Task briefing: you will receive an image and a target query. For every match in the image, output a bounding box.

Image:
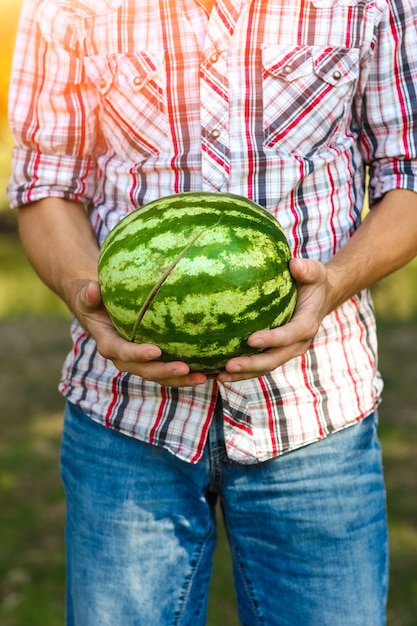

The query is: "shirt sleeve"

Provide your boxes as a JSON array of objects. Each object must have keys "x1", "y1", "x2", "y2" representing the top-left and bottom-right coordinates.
[
  {"x1": 358, "y1": 0, "x2": 417, "y2": 206},
  {"x1": 7, "y1": 0, "x2": 101, "y2": 208}
]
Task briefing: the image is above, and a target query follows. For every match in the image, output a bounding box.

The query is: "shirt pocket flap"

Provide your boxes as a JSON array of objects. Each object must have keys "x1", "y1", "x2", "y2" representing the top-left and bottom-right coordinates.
[
  {"x1": 110, "y1": 51, "x2": 165, "y2": 92},
  {"x1": 84, "y1": 55, "x2": 114, "y2": 94},
  {"x1": 262, "y1": 45, "x2": 313, "y2": 82},
  {"x1": 262, "y1": 45, "x2": 359, "y2": 87},
  {"x1": 84, "y1": 51, "x2": 164, "y2": 95},
  {"x1": 312, "y1": 47, "x2": 360, "y2": 86}
]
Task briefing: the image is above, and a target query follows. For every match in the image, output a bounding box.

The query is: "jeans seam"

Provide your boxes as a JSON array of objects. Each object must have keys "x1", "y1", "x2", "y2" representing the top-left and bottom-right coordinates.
[
  {"x1": 227, "y1": 540, "x2": 265, "y2": 626},
  {"x1": 174, "y1": 528, "x2": 216, "y2": 626}
]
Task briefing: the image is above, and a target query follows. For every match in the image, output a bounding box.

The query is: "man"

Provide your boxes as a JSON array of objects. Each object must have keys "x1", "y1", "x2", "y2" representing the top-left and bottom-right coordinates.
[{"x1": 8, "y1": 0, "x2": 417, "y2": 624}]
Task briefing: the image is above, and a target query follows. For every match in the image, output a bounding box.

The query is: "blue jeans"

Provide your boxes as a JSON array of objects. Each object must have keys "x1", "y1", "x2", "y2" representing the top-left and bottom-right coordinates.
[{"x1": 61, "y1": 401, "x2": 388, "y2": 626}]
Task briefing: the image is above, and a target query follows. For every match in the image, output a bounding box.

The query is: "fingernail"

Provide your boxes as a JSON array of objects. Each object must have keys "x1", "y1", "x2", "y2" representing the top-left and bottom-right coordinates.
[
  {"x1": 172, "y1": 366, "x2": 189, "y2": 375},
  {"x1": 249, "y1": 336, "x2": 265, "y2": 348},
  {"x1": 227, "y1": 363, "x2": 241, "y2": 373},
  {"x1": 146, "y1": 349, "x2": 161, "y2": 359}
]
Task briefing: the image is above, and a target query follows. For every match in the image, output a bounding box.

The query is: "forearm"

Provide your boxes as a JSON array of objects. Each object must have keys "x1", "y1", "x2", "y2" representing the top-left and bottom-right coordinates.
[
  {"x1": 17, "y1": 197, "x2": 209, "y2": 387},
  {"x1": 18, "y1": 197, "x2": 100, "y2": 314},
  {"x1": 220, "y1": 187, "x2": 417, "y2": 382},
  {"x1": 324, "y1": 188, "x2": 417, "y2": 314}
]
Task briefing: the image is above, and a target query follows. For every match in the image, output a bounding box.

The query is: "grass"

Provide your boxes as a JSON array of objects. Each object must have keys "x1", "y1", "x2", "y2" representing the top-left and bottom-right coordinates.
[
  {"x1": 375, "y1": 319, "x2": 417, "y2": 626},
  {"x1": 1, "y1": 230, "x2": 417, "y2": 625}
]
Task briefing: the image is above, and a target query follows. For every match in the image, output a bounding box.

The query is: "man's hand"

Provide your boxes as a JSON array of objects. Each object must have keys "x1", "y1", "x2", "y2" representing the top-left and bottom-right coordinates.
[
  {"x1": 76, "y1": 280, "x2": 209, "y2": 387},
  {"x1": 217, "y1": 258, "x2": 330, "y2": 383},
  {"x1": 19, "y1": 191, "x2": 417, "y2": 387},
  {"x1": 76, "y1": 259, "x2": 329, "y2": 387},
  {"x1": 17, "y1": 198, "x2": 209, "y2": 387}
]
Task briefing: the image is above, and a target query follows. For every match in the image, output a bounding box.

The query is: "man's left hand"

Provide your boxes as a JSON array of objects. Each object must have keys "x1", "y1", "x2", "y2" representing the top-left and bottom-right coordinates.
[{"x1": 217, "y1": 258, "x2": 330, "y2": 383}]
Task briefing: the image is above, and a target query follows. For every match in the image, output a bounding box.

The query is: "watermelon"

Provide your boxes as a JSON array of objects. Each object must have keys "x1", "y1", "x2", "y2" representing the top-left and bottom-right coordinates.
[{"x1": 98, "y1": 192, "x2": 297, "y2": 372}]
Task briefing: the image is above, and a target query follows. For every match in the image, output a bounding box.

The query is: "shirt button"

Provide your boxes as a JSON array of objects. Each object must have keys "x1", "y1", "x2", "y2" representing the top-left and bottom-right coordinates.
[
  {"x1": 133, "y1": 76, "x2": 143, "y2": 86},
  {"x1": 283, "y1": 65, "x2": 292, "y2": 75},
  {"x1": 99, "y1": 78, "x2": 107, "y2": 89},
  {"x1": 333, "y1": 70, "x2": 342, "y2": 81},
  {"x1": 210, "y1": 52, "x2": 219, "y2": 63},
  {"x1": 211, "y1": 129, "x2": 221, "y2": 139}
]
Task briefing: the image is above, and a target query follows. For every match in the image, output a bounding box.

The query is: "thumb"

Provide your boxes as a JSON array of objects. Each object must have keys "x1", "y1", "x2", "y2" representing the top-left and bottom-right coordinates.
[
  {"x1": 289, "y1": 258, "x2": 325, "y2": 284},
  {"x1": 79, "y1": 279, "x2": 103, "y2": 311}
]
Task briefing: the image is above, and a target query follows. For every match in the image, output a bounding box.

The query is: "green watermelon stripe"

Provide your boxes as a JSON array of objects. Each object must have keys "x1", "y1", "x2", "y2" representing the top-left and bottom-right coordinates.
[
  {"x1": 129, "y1": 218, "x2": 223, "y2": 341},
  {"x1": 98, "y1": 192, "x2": 297, "y2": 371},
  {"x1": 137, "y1": 277, "x2": 296, "y2": 341},
  {"x1": 98, "y1": 193, "x2": 287, "y2": 266}
]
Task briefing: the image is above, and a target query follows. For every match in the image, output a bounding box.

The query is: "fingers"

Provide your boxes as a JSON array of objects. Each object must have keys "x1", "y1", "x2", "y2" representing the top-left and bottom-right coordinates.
[
  {"x1": 248, "y1": 306, "x2": 320, "y2": 350},
  {"x1": 96, "y1": 326, "x2": 208, "y2": 387},
  {"x1": 74, "y1": 261, "x2": 327, "y2": 386},
  {"x1": 78, "y1": 283, "x2": 207, "y2": 385},
  {"x1": 216, "y1": 276, "x2": 325, "y2": 383},
  {"x1": 73, "y1": 280, "x2": 209, "y2": 387},
  {"x1": 118, "y1": 357, "x2": 208, "y2": 388},
  {"x1": 217, "y1": 338, "x2": 310, "y2": 383}
]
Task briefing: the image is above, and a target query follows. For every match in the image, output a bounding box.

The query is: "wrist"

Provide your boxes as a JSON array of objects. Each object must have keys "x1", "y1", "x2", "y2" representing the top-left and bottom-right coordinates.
[{"x1": 322, "y1": 261, "x2": 346, "y2": 316}]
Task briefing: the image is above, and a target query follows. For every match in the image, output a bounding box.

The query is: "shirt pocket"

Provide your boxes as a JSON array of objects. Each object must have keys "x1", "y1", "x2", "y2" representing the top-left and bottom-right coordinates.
[
  {"x1": 261, "y1": 44, "x2": 359, "y2": 157},
  {"x1": 83, "y1": 51, "x2": 169, "y2": 162}
]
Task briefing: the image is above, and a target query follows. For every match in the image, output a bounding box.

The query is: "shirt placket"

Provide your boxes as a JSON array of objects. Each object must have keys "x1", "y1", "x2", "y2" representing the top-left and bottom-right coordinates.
[{"x1": 200, "y1": 0, "x2": 245, "y2": 190}]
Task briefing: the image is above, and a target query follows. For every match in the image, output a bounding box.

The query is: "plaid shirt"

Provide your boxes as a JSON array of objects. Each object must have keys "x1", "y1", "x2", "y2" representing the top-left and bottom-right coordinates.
[{"x1": 8, "y1": 0, "x2": 417, "y2": 463}]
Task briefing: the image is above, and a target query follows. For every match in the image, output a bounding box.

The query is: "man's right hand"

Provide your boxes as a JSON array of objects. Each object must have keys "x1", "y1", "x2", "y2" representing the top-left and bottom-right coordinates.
[
  {"x1": 75, "y1": 279, "x2": 209, "y2": 388},
  {"x1": 18, "y1": 199, "x2": 209, "y2": 388}
]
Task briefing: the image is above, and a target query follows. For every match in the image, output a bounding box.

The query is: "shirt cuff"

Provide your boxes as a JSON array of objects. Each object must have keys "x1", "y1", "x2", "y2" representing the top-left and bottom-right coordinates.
[
  {"x1": 7, "y1": 147, "x2": 97, "y2": 208},
  {"x1": 368, "y1": 158, "x2": 417, "y2": 206}
]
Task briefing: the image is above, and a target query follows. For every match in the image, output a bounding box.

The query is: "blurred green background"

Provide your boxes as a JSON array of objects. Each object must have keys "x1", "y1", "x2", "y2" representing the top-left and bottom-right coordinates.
[{"x1": 1, "y1": 1, "x2": 416, "y2": 624}]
